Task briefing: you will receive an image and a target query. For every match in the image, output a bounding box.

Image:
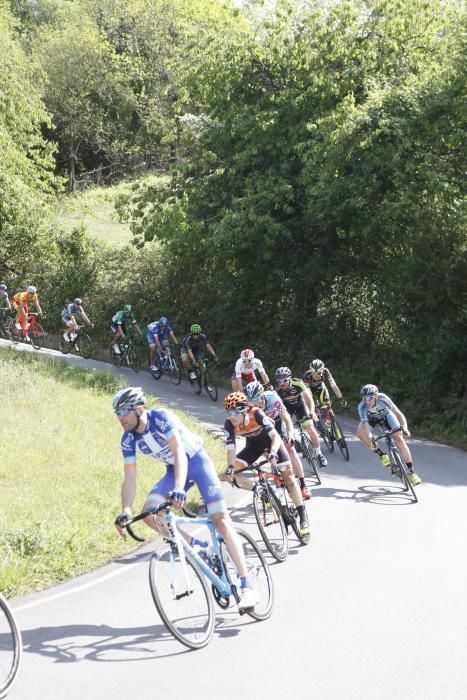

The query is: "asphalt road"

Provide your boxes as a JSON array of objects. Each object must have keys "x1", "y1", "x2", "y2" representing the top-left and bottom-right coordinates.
[{"x1": 3, "y1": 341, "x2": 467, "y2": 700}]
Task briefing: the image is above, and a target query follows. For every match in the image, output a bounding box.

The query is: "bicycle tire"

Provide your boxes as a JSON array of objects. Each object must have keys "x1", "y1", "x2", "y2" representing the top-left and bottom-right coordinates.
[
  {"x1": 148, "y1": 543, "x2": 214, "y2": 649},
  {"x1": 58, "y1": 335, "x2": 73, "y2": 354},
  {"x1": 220, "y1": 528, "x2": 274, "y2": 621},
  {"x1": 0, "y1": 318, "x2": 12, "y2": 340},
  {"x1": 77, "y1": 333, "x2": 93, "y2": 359},
  {"x1": 320, "y1": 415, "x2": 334, "y2": 452},
  {"x1": 190, "y1": 373, "x2": 202, "y2": 395},
  {"x1": 204, "y1": 368, "x2": 218, "y2": 402},
  {"x1": 300, "y1": 434, "x2": 322, "y2": 485},
  {"x1": 168, "y1": 357, "x2": 182, "y2": 385},
  {"x1": 331, "y1": 416, "x2": 350, "y2": 461},
  {"x1": 109, "y1": 343, "x2": 122, "y2": 366},
  {"x1": 393, "y1": 450, "x2": 418, "y2": 503},
  {"x1": 279, "y1": 486, "x2": 311, "y2": 545},
  {"x1": 252, "y1": 483, "x2": 288, "y2": 562},
  {"x1": 0, "y1": 594, "x2": 22, "y2": 697},
  {"x1": 29, "y1": 323, "x2": 44, "y2": 350},
  {"x1": 127, "y1": 346, "x2": 140, "y2": 373}
]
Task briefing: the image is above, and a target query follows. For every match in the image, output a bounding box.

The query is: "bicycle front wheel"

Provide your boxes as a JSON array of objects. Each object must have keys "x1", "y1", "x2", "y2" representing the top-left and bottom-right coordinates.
[
  {"x1": 0, "y1": 595, "x2": 22, "y2": 697},
  {"x1": 220, "y1": 528, "x2": 274, "y2": 621},
  {"x1": 252, "y1": 484, "x2": 288, "y2": 562},
  {"x1": 149, "y1": 543, "x2": 214, "y2": 650},
  {"x1": 58, "y1": 336, "x2": 72, "y2": 354},
  {"x1": 204, "y1": 369, "x2": 218, "y2": 401},
  {"x1": 393, "y1": 451, "x2": 418, "y2": 503},
  {"x1": 301, "y1": 434, "x2": 321, "y2": 485},
  {"x1": 331, "y1": 416, "x2": 349, "y2": 461},
  {"x1": 77, "y1": 333, "x2": 93, "y2": 359},
  {"x1": 29, "y1": 323, "x2": 45, "y2": 349},
  {"x1": 168, "y1": 358, "x2": 182, "y2": 385},
  {"x1": 127, "y1": 346, "x2": 141, "y2": 373}
]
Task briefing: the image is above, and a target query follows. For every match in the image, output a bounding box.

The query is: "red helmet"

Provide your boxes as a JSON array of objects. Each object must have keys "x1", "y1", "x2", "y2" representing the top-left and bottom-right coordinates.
[{"x1": 240, "y1": 348, "x2": 255, "y2": 360}]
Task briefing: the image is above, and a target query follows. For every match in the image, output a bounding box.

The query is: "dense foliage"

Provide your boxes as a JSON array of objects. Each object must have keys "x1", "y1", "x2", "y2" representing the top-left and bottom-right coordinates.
[{"x1": 2, "y1": 0, "x2": 466, "y2": 441}]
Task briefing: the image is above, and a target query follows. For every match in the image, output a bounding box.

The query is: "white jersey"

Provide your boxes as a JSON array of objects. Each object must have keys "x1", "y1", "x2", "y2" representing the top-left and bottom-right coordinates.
[{"x1": 234, "y1": 357, "x2": 265, "y2": 379}]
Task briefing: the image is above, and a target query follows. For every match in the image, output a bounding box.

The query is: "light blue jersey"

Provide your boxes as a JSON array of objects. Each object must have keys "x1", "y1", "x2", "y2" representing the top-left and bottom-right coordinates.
[{"x1": 358, "y1": 393, "x2": 399, "y2": 425}]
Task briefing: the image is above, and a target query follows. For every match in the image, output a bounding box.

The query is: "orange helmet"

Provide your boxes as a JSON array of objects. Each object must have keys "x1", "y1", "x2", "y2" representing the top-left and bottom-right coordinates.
[{"x1": 224, "y1": 392, "x2": 249, "y2": 411}]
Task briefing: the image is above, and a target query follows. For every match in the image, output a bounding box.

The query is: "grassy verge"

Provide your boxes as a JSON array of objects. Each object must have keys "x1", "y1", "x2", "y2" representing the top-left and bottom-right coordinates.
[{"x1": 0, "y1": 347, "x2": 226, "y2": 597}]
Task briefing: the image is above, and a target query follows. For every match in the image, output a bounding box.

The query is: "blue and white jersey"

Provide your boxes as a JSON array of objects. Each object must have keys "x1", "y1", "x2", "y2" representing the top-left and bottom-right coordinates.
[
  {"x1": 358, "y1": 393, "x2": 398, "y2": 422},
  {"x1": 121, "y1": 408, "x2": 203, "y2": 466},
  {"x1": 147, "y1": 320, "x2": 173, "y2": 342},
  {"x1": 61, "y1": 302, "x2": 83, "y2": 319},
  {"x1": 0, "y1": 290, "x2": 9, "y2": 305},
  {"x1": 262, "y1": 390, "x2": 285, "y2": 421}
]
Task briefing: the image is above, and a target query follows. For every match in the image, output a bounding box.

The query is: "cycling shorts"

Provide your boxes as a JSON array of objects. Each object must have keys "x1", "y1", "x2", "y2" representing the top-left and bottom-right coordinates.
[
  {"x1": 236, "y1": 433, "x2": 290, "y2": 470},
  {"x1": 285, "y1": 397, "x2": 311, "y2": 424},
  {"x1": 147, "y1": 332, "x2": 169, "y2": 349},
  {"x1": 368, "y1": 412, "x2": 400, "y2": 432},
  {"x1": 147, "y1": 448, "x2": 226, "y2": 514},
  {"x1": 111, "y1": 322, "x2": 127, "y2": 335}
]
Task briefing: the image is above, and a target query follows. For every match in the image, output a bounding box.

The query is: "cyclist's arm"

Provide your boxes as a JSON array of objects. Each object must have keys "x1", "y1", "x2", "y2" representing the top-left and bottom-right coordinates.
[
  {"x1": 121, "y1": 463, "x2": 137, "y2": 515},
  {"x1": 133, "y1": 323, "x2": 142, "y2": 334},
  {"x1": 35, "y1": 301, "x2": 44, "y2": 315},
  {"x1": 206, "y1": 342, "x2": 217, "y2": 360},
  {"x1": 81, "y1": 311, "x2": 91, "y2": 325},
  {"x1": 259, "y1": 370, "x2": 270, "y2": 385},
  {"x1": 393, "y1": 407, "x2": 408, "y2": 432},
  {"x1": 170, "y1": 331, "x2": 178, "y2": 345},
  {"x1": 280, "y1": 408, "x2": 294, "y2": 440},
  {"x1": 302, "y1": 387, "x2": 316, "y2": 417},
  {"x1": 167, "y1": 433, "x2": 188, "y2": 493}
]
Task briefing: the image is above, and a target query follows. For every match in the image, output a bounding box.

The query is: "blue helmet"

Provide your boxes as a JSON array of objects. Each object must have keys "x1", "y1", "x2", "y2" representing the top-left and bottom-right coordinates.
[
  {"x1": 159, "y1": 316, "x2": 168, "y2": 326},
  {"x1": 360, "y1": 384, "x2": 378, "y2": 398},
  {"x1": 73, "y1": 298, "x2": 82, "y2": 305},
  {"x1": 113, "y1": 387, "x2": 146, "y2": 411},
  {"x1": 245, "y1": 380, "x2": 264, "y2": 402},
  {"x1": 0, "y1": 283, "x2": 7, "y2": 292}
]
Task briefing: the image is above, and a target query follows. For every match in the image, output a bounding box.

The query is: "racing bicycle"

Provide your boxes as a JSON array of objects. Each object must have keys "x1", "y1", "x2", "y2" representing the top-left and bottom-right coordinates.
[
  {"x1": 0, "y1": 593, "x2": 22, "y2": 698},
  {"x1": 295, "y1": 420, "x2": 322, "y2": 485},
  {"x1": 121, "y1": 499, "x2": 273, "y2": 649},
  {"x1": 58, "y1": 324, "x2": 94, "y2": 359},
  {"x1": 374, "y1": 427, "x2": 418, "y2": 503},
  {"x1": 149, "y1": 345, "x2": 182, "y2": 385},
  {"x1": 0, "y1": 310, "x2": 13, "y2": 340},
  {"x1": 10, "y1": 312, "x2": 45, "y2": 350},
  {"x1": 315, "y1": 401, "x2": 350, "y2": 461},
  {"x1": 110, "y1": 334, "x2": 141, "y2": 373},
  {"x1": 189, "y1": 355, "x2": 218, "y2": 402}
]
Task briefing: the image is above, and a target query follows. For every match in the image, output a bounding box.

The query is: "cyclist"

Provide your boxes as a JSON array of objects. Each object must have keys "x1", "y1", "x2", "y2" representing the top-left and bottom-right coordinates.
[
  {"x1": 111, "y1": 304, "x2": 142, "y2": 354},
  {"x1": 274, "y1": 366, "x2": 328, "y2": 468},
  {"x1": 232, "y1": 349, "x2": 270, "y2": 392},
  {"x1": 112, "y1": 386, "x2": 257, "y2": 611},
  {"x1": 303, "y1": 358, "x2": 347, "y2": 410},
  {"x1": 12, "y1": 285, "x2": 44, "y2": 342},
  {"x1": 147, "y1": 316, "x2": 179, "y2": 371},
  {"x1": 223, "y1": 391, "x2": 309, "y2": 536},
  {"x1": 357, "y1": 384, "x2": 421, "y2": 486},
  {"x1": 245, "y1": 380, "x2": 311, "y2": 500},
  {"x1": 61, "y1": 298, "x2": 92, "y2": 342},
  {"x1": 0, "y1": 283, "x2": 11, "y2": 312},
  {"x1": 180, "y1": 324, "x2": 217, "y2": 378}
]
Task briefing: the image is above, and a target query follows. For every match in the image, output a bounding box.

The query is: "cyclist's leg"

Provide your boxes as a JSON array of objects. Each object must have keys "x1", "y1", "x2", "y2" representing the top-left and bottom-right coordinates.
[
  {"x1": 189, "y1": 449, "x2": 254, "y2": 601},
  {"x1": 148, "y1": 332, "x2": 157, "y2": 368},
  {"x1": 180, "y1": 350, "x2": 190, "y2": 369},
  {"x1": 232, "y1": 442, "x2": 264, "y2": 491},
  {"x1": 276, "y1": 444, "x2": 302, "y2": 506},
  {"x1": 356, "y1": 419, "x2": 374, "y2": 448}
]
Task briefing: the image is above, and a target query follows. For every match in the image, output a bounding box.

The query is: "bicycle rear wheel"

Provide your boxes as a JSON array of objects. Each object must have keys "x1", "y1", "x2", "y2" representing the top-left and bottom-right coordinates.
[
  {"x1": 300, "y1": 434, "x2": 321, "y2": 485},
  {"x1": 252, "y1": 483, "x2": 288, "y2": 562},
  {"x1": 220, "y1": 528, "x2": 274, "y2": 621},
  {"x1": 0, "y1": 595, "x2": 22, "y2": 697},
  {"x1": 168, "y1": 357, "x2": 182, "y2": 385},
  {"x1": 393, "y1": 451, "x2": 418, "y2": 503},
  {"x1": 149, "y1": 543, "x2": 214, "y2": 649},
  {"x1": 29, "y1": 323, "x2": 45, "y2": 349},
  {"x1": 204, "y1": 369, "x2": 218, "y2": 401},
  {"x1": 77, "y1": 333, "x2": 93, "y2": 359},
  {"x1": 331, "y1": 416, "x2": 349, "y2": 461},
  {"x1": 58, "y1": 336, "x2": 73, "y2": 354},
  {"x1": 279, "y1": 487, "x2": 311, "y2": 545}
]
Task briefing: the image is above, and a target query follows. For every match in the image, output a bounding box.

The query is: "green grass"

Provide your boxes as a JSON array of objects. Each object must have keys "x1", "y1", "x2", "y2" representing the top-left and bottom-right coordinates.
[
  {"x1": 0, "y1": 347, "x2": 226, "y2": 597},
  {"x1": 54, "y1": 177, "x2": 165, "y2": 246}
]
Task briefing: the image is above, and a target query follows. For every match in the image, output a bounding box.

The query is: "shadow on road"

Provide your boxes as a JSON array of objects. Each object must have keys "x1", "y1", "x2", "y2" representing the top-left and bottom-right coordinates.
[{"x1": 312, "y1": 484, "x2": 417, "y2": 505}]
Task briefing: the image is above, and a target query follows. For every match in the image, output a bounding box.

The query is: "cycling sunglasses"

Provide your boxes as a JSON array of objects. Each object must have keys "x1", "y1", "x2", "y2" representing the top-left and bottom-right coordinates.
[
  {"x1": 228, "y1": 408, "x2": 245, "y2": 417},
  {"x1": 115, "y1": 407, "x2": 133, "y2": 417}
]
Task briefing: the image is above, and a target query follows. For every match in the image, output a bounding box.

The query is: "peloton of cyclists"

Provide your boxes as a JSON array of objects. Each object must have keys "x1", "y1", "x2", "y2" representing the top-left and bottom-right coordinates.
[
  {"x1": 147, "y1": 316, "x2": 178, "y2": 372},
  {"x1": 12, "y1": 285, "x2": 44, "y2": 342},
  {"x1": 223, "y1": 391, "x2": 310, "y2": 536},
  {"x1": 111, "y1": 304, "x2": 143, "y2": 354},
  {"x1": 356, "y1": 384, "x2": 421, "y2": 486},
  {"x1": 180, "y1": 324, "x2": 217, "y2": 378},
  {"x1": 61, "y1": 298, "x2": 92, "y2": 342},
  {"x1": 274, "y1": 366, "x2": 328, "y2": 468},
  {"x1": 231, "y1": 349, "x2": 270, "y2": 392},
  {"x1": 245, "y1": 380, "x2": 311, "y2": 500}
]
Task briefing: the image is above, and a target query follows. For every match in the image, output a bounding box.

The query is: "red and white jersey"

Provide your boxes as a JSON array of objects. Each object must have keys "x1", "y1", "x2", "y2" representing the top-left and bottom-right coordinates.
[{"x1": 234, "y1": 357, "x2": 266, "y2": 382}]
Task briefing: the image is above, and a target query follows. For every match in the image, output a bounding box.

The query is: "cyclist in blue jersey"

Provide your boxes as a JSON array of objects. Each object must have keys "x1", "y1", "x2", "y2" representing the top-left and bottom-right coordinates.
[
  {"x1": 245, "y1": 380, "x2": 311, "y2": 500},
  {"x1": 61, "y1": 298, "x2": 92, "y2": 342},
  {"x1": 147, "y1": 316, "x2": 178, "y2": 372},
  {"x1": 113, "y1": 387, "x2": 257, "y2": 611},
  {"x1": 0, "y1": 283, "x2": 11, "y2": 311},
  {"x1": 357, "y1": 384, "x2": 421, "y2": 486}
]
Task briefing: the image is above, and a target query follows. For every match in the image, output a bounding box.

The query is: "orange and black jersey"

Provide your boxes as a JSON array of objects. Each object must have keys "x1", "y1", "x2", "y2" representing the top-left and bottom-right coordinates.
[{"x1": 223, "y1": 407, "x2": 275, "y2": 448}]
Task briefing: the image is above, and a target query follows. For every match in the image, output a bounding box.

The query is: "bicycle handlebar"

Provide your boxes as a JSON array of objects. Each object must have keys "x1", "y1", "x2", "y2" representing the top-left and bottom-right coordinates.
[
  {"x1": 374, "y1": 427, "x2": 403, "y2": 442},
  {"x1": 121, "y1": 496, "x2": 198, "y2": 542}
]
